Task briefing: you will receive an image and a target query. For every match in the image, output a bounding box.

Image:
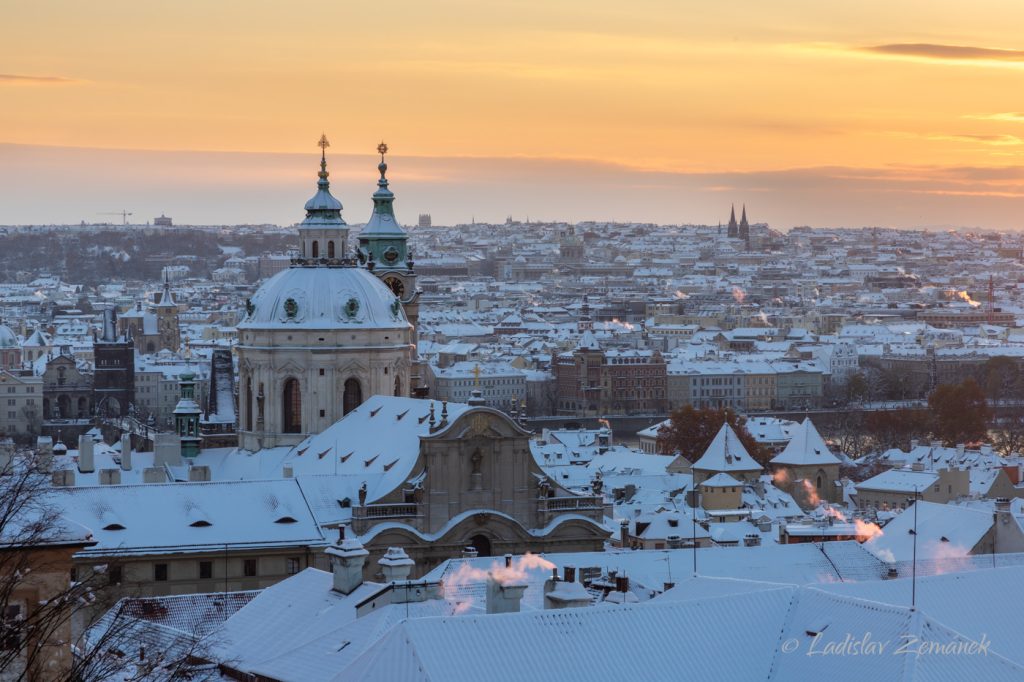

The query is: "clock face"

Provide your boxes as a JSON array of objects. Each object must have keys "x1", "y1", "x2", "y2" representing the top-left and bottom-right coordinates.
[{"x1": 385, "y1": 277, "x2": 405, "y2": 297}]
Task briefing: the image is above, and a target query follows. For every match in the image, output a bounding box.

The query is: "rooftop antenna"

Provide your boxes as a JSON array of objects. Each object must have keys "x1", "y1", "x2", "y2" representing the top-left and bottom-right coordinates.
[
  {"x1": 987, "y1": 274, "x2": 995, "y2": 325},
  {"x1": 910, "y1": 484, "x2": 920, "y2": 609},
  {"x1": 692, "y1": 491, "x2": 699, "y2": 576}
]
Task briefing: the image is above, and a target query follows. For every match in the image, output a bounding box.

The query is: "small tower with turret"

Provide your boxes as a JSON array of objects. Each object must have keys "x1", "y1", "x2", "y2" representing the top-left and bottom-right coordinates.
[
  {"x1": 155, "y1": 275, "x2": 181, "y2": 352},
  {"x1": 173, "y1": 371, "x2": 202, "y2": 458}
]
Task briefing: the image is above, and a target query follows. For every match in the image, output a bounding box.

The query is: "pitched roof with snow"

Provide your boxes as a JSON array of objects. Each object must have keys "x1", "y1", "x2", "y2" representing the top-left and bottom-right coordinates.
[
  {"x1": 691, "y1": 424, "x2": 762, "y2": 474},
  {"x1": 49, "y1": 479, "x2": 325, "y2": 556},
  {"x1": 863, "y1": 501, "x2": 993, "y2": 564},
  {"x1": 339, "y1": 586, "x2": 1023, "y2": 681},
  {"x1": 770, "y1": 418, "x2": 840, "y2": 467}
]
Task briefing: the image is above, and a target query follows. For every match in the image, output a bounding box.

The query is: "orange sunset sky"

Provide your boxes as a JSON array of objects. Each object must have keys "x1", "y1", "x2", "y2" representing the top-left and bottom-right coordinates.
[{"x1": 2, "y1": 0, "x2": 1024, "y2": 228}]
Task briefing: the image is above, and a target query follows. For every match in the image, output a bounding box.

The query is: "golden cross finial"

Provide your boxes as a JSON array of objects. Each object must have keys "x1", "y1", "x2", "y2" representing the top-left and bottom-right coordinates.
[
  {"x1": 318, "y1": 134, "x2": 330, "y2": 151},
  {"x1": 472, "y1": 363, "x2": 481, "y2": 387},
  {"x1": 377, "y1": 141, "x2": 388, "y2": 162}
]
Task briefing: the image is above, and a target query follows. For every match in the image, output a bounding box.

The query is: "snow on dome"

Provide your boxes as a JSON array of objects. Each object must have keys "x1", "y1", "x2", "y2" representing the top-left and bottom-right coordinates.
[
  {"x1": 240, "y1": 266, "x2": 409, "y2": 331},
  {"x1": 0, "y1": 325, "x2": 17, "y2": 348}
]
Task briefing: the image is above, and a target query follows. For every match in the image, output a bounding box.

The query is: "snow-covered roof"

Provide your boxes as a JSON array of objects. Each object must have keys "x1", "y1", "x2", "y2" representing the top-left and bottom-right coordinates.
[
  {"x1": 49, "y1": 479, "x2": 325, "y2": 556},
  {"x1": 691, "y1": 424, "x2": 762, "y2": 474},
  {"x1": 855, "y1": 468, "x2": 940, "y2": 493},
  {"x1": 701, "y1": 472, "x2": 742, "y2": 488},
  {"x1": 863, "y1": 501, "x2": 993, "y2": 563},
  {"x1": 770, "y1": 418, "x2": 840, "y2": 467},
  {"x1": 340, "y1": 585, "x2": 1023, "y2": 681},
  {"x1": 281, "y1": 396, "x2": 473, "y2": 503}
]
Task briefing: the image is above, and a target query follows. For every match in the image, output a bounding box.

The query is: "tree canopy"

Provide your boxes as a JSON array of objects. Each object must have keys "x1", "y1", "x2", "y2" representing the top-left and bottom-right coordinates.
[{"x1": 656, "y1": 406, "x2": 770, "y2": 466}]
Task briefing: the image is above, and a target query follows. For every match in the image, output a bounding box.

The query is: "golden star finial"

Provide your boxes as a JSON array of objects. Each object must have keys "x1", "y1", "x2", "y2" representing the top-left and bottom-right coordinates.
[{"x1": 377, "y1": 141, "x2": 388, "y2": 162}]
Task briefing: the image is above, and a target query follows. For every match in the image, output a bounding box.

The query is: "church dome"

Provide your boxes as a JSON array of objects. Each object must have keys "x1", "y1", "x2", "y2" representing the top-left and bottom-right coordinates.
[
  {"x1": 239, "y1": 266, "x2": 409, "y2": 331},
  {"x1": 0, "y1": 325, "x2": 17, "y2": 348}
]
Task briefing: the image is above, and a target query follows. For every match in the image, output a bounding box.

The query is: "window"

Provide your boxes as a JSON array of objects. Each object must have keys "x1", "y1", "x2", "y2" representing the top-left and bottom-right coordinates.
[
  {"x1": 343, "y1": 378, "x2": 362, "y2": 415},
  {"x1": 1, "y1": 604, "x2": 22, "y2": 651},
  {"x1": 243, "y1": 559, "x2": 257, "y2": 577},
  {"x1": 311, "y1": 240, "x2": 319, "y2": 258},
  {"x1": 155, "y1": 563, "x2": 168, "y2": 581},
  {"x1": 199, "y1": 561, "x2": 213, "y2": 580},
  {"x1": 108, "y1": 564, "x2": 123, "y2": 585},
  {"x1": 283, "y1": 378, "x2": 302, "y2": 433},
  {"x1": 245, "y1": 378, "x2": 253, "y2": 431},
  {"x1": 286, "y1": 557, "x2": 300, "y2": 575},
  {"x1": 327, "y1": 241, "x2": 335, "y2": 258}
]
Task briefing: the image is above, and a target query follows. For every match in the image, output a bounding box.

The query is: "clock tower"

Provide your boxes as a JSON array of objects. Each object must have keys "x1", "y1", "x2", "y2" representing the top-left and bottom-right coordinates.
[{"x1": 358, "y1": 143, "x2": 422, "y2": 393}]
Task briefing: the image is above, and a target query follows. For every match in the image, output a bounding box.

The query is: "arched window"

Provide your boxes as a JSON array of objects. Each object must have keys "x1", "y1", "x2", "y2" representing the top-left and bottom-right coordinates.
[
  {"x1": 245, "y1": 378, "x2": 253, "y2": 430},
  {"x1": 311, "y1": 240, "x2": 319, "y2": 258},
  {"x1": 394, "y1": 375, "x2": 402, "y2": 397},
  {"x1": 343, "y1": 378, "x2": 362, "y2": 415},
  {"x1": 468, "y1": 534, "x2": 492, "y2": 557},
  {"x1": 816, "y1": 475, "x2": 823, "y2": 489},
  {"x1": 327, "y1": 241, "x2": 335, "y2": 258},
  {"x1": 77, "y1": 396, "x2": 88, "y2": 418},
  {"x1": 283, "y1": 378, "x2": 302, "y2": 433}
]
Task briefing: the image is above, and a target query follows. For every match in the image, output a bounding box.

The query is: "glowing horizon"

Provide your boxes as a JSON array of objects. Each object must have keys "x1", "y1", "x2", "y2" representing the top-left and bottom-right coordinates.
[{"x1": 3, "y1": 1, "x2": 1024, "y2": 228}]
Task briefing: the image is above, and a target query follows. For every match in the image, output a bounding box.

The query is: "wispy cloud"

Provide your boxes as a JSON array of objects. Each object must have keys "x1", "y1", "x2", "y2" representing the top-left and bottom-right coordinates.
[
  {"x1": 964, "y1": 112, "x2": 1024, "y2": 123},
  {"x1": 927, "y1": 133, "x2": 1024, "y2": 146},
  {"x1": 859, "y1": 43, "x2": 1024, "y2": 63},
  {"x1": 0, "y1": 73, "x2": 77, "y2": 85}
]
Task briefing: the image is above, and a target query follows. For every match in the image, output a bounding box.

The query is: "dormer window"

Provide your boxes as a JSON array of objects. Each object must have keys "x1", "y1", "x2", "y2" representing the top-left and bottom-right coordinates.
[
  {"x1": 275, "y1": 516, "x2": 298, "y2": 524},
  {"x1": 189, "y1": 520, "x2": 212, "y2": 527},
  {"x1": 102, "y1": 523, "x2": 126, "y2": 531}
]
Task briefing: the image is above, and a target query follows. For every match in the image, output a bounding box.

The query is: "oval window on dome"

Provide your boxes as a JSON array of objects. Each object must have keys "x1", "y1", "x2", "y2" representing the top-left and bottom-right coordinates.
[
  {"x1": 284, "y1": 298, "x2": 298, "y2": 318},
  {"x1": 344, "y1": 297, "x2": 360, "y2": 318}
]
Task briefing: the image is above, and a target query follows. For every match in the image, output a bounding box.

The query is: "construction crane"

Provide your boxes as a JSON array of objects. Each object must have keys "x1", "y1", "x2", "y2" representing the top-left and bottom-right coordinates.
[{"x1": 98, "y1": 210, "x2": 133, "y2": 225}]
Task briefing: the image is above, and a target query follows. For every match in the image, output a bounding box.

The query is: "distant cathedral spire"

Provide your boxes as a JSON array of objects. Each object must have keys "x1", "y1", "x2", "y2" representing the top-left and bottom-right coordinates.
[
  {"x1": 727, "y1": 204, "x2": 738, "y2": 238},
  {"x1": 739, "y1": 204, "x2": 750, "y2": 246}
]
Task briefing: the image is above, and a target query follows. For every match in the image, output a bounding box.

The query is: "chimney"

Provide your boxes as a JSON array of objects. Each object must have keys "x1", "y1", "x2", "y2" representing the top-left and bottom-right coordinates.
[
  {"x1": 35, "y1": 436, "x2": 53, "y2": 472},
  {"x1": 486, "y1": 572, "x2": 528, "y2": 614},
  {"x1": 51, "y1": 469, "x2": 75, "y2": 487},
  {"x1": 326, "y1": 526, "x2": 369, "y2": 595},
  {"x1": 78, "y1": 435, "x2": 95, "y2": 474},
  {"x1": 884, "y1": 567, "x2": 899, "y2": 580},
  {"x1": 143, "y1": 467, "x2": 167, "y2": 483},
  {"x1": 619, "y1": 519, "x2": 630, "y2": 548},
  {"x1": 99, "y1": 468, "x2": 121, "y2": 485},
  {"x1": 563, "y1": 565, "x2": 576, "y2": 583},
  {"x1": 956, "y1": 443, "x2": 966, "y2": 455},
  {"x1": 910, "y1": 439, "x2": 919, "y2": 450},
  {"x1": 995, "y1": 497, "x2": 1011, "y2": 514},
  {"x1": 461, "y1": 546, "x2": 479, "y2": 559},
  {"x1": 120, "y1": 434, "x2": 132, "y2": 471},
  {"x1": 154, "y1": 433, "x2": 182, "y2": 467},
  {"x1": 379, "y1": 547, "x2": 415, "y2": 583},
  {"x1": 188, "y1": 465, "x2": 211, "y2": 482},
  {"x1": 282, "y1": 465, "x2": 294, "y2": 478},
  {"x1": 543, "y1": 568, "x2": 590, "y2": 610}
]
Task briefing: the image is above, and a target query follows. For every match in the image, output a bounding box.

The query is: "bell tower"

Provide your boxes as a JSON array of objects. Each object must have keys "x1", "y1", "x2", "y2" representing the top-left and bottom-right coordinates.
[{"x1": 358, "y1": 143, "x2": 422, "y2": 393}]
